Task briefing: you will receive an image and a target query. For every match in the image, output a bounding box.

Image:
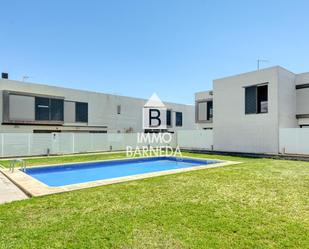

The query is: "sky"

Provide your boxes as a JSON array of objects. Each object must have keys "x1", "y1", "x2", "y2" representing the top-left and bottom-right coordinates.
[{"x1": 1, "y1": 0, "x2": 309, "y2": 104}]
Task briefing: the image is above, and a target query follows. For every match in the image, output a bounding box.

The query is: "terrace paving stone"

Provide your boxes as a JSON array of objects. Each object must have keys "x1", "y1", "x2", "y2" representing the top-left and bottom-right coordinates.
[{"x1": 0, "y1": 172, "x2": 28, "y2": 204}]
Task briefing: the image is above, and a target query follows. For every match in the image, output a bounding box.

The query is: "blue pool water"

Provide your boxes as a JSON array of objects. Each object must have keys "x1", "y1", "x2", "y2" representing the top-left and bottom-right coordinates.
[{"x1": 23, "y1": 157, "x2": 219, "y2": 187}]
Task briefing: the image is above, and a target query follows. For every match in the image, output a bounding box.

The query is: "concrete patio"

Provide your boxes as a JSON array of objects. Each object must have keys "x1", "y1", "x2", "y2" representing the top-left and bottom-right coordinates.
[{"x1": 0, "y1": 172, "x2": 28, "y2": 204}]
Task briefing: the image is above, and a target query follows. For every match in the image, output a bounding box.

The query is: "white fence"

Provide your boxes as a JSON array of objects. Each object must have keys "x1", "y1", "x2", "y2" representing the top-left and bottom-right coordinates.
[
  {"x1": 0, "y1": 131, "x2": 214, "y2": 157},
  {"x1": 176, "y1": 130, "x2": 213, "y2": 150},
  {"x1": 279, "y1": 128, "x2": 309, "y2": 155},
  {"x1": 10, "y1": 129, "x2": 309, "y2": 157},
  {"x1": 5, "y1": 129, "x2": 309, "y2": 157}
]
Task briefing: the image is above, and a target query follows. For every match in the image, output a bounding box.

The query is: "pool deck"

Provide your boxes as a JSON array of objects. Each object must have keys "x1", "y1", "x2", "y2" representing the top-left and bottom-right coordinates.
[
  {"x1": 0, "y1": 171, "x2": 28, "y2": 204},
  {"x1": 0, "y1": 157, "x2": 241, "y2": 197}
]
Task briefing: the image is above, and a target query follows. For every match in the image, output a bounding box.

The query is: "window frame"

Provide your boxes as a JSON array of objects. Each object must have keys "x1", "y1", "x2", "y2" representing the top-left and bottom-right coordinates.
[
  {"x1": 244, "y1": 83, "x2": 268, "y2": 115},
  {"x1": 35, "y1": 97, "x2": 50, "y2": 121},
  {"x1": 50, "y1": 98, "x2": 64, "y2": 121},
  {"x1": 257, "y1": 84, "x2": 268, "y2": 114},
  {"x1": 195, "y1": 99, "x2": 213, "y2": 123},
  {"x1": 206, "y1": 101, "x2": 213, "y2": 121},
  {"x1": 166, "y1": 109, "x2": 172, "y2": 127},
  {"x1": 2, "y1": 90, "x2": 64, "y2": 125},
  {"x1": 75, "y1": 102, "x2": 88, "y2": 123},
  {"x1": 35, "y1": 97, "x2": 64, "y2": 121},
  {"x1": 175, "y1": 112, "x2": 183, "y2": 127},
  {"x1": 117, "y1": 105, "x2": 121, "y2": 115}
]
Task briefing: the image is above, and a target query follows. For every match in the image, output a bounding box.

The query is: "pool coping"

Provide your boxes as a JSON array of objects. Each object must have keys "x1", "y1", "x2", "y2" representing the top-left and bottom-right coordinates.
[{"x1": 0, "y1": 156, "x2": 241, "y2": 197}]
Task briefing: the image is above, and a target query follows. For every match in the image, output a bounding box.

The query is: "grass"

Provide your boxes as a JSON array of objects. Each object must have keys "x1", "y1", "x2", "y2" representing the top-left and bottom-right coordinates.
[{"x1": 0, "y1": 152, "x2": 308, "y2": 248}]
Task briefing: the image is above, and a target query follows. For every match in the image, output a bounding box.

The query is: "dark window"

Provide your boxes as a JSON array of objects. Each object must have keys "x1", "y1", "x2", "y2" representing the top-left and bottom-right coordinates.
[
  {"x1": 245, "y1": 86, "x2": 257, "y2": 114},
  {"x1": 117, "y1": 105, "x2": 121, "y2": 114},
  {"x1": 207, "y1": 101, "x2": 213, "y2": 120},
  {"x1": 35, "y1": 97, "x2": 64, "y2": 121},
  {"x1": 33, "y1": 130, "x2": 61, "y2": 133},
  {"x1": 166, "y1": 110, "x2": 171, "y2": 126},
  {"x1": 76, "y1": 102, "x2": 88, "y2": 122},
  {"x1": 175, "y1": 112, "x2": 182, "y2": 127},
  {"x1": 245, "y1": 84, "x2": 268, "y2": 114},
  {"x1": 257, "y1": 85, "x2": 268, "y2": 113},
  {"x1": 2, "y1": 73, "x2": 8, "y2": 79},
  {"x1": 35, "y1": 97, "x2": 50, "y2": 120},
  {"x1": 51, "y1": 99, "x2": 64, "y2": 121}
]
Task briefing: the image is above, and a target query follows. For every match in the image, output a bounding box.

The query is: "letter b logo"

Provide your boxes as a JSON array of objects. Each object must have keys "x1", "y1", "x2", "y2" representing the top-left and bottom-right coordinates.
[
  {"x1": 143, "y1": 107, "x2": 167, "y2": 130},
  {"x1": 143, "y1": 93, "x2": 167, "y2": 130},
  {"x1": 149, "y1": 109, "x2": 161, "y2": 127}
]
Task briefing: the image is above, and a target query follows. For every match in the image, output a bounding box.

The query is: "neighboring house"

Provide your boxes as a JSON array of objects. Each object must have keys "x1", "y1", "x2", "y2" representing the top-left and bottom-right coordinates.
[
  {"x1": 195, "y1": 91, "x2": 213, "y2": 130},
  {"x1": 195, "y1": 66, "x2": 309, "y2": 154},
  {"x1": 0, "y1": 76, "x2": 196, "y2": 133}
]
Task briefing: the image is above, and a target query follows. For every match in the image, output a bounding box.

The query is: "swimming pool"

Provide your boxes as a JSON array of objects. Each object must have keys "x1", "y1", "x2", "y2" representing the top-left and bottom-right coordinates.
[{"x1": 23, "y1": 157, "x2": 219, "y2": 187}]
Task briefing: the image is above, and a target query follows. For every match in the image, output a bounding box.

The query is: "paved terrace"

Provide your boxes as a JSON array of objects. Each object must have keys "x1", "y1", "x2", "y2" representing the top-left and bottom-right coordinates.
[{"x1": 0, "y1": 172, "x2": 28, "y2": 204}]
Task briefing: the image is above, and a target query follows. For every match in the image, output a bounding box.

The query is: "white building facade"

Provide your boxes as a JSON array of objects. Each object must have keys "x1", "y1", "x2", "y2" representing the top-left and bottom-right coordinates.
[
  {"x1": 196, "y1": 66, "x2": 309, "y2": 154},
  {"x1": 0, "y1": 78, "x2": 196, "y2": 133}
]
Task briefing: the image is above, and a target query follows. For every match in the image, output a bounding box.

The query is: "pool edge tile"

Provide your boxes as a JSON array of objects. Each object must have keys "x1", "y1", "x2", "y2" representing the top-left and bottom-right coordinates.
[{"x1": 1, "y1": 158, "x2": 241, "y2": 197}]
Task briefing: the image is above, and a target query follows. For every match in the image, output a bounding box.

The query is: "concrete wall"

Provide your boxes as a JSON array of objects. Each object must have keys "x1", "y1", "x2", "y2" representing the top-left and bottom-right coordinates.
[
  {"x1": 195, "y1": 91, "x2": 213, "y2": 101},
  {"x1": 277, "y1": 67, "x2": 297, "y2": 129},
  {"x1": 295, "y1": 72, "x2": 309, "y2": 85},
  {"x1": 295, "y1": 72, "x2": 309, "y2": 125},
  {"x1": 0, "y1": 79, "x2": 196, "y2": 133},
  {"x1": 295, "y1": 72, "x2": 309, "y2": 120},
  {"x1": 213, "y1": 67, "x2": 280, "y2": 154},
  {"x1": 279, "y1": 128, "x2": 309, "y2": 154},
  {"x1": 194, "y1": 66, "x2": 309, "y2": 154}
]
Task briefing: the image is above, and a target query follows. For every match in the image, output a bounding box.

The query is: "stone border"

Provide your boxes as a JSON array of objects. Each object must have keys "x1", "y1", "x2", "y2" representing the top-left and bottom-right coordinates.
[{"x1": 0, "y1": 156, "x2": 241, "y2": 197}]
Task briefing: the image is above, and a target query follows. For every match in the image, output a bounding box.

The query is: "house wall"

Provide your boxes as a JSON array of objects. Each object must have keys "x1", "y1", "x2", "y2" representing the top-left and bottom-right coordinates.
[
  {"x1": 195, "y1": 91, "x2": 213, "y2": 129},
  {"x1": 213, "y1": 67, "x2": 280, "y2": 154},
  {"x1": 0, "y1": 79, "x2": 196, "y2": 133},
  {"x1": 279, "y1": 128, "x2": 309, "y2": 155},
  {"x1": 296, "y1": 88, "x2": 309, "y2": 116},
  {"x1": 295, "y1": 72, "x2": 309, "y2": 85},
  {"x1": 277, "y1": 67, "x2": 297, "y2": 129},
  {"x1": 295, "y1": 73, "x2": 309, "y2": 121},
  {"x1": 194, "y1": 67, "x2": 309, "y2": 154}
]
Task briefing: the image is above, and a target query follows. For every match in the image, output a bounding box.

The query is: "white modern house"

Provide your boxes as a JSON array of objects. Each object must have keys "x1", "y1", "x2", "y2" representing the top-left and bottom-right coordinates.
[
  {"x1": 195, "y1": 90, "x2": 213, "y2": 130},
  {"x1": 0, "y1": 75, "x2": 196, "y2": 134},
  {"x1": 196, "y1": 66, "x2": 309, "y2": 154}
]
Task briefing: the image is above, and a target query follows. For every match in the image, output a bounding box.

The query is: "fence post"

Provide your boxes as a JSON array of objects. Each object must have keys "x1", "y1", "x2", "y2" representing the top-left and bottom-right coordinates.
[
  {"x1": 28, "y1": 133, "x2": 31, "y2": 155},
  {"x1": 175, "y1": 131, "x2": 179, "y2": 148},
  {"x1": 72, "y1": 133, "x2": 75, "y2": 154},
  {"x1": 91, "y1": 133, "x2": 94, "y2": 152},
  {"x1": 1, "y1": 134, "x2": 3, "y2": 157}
]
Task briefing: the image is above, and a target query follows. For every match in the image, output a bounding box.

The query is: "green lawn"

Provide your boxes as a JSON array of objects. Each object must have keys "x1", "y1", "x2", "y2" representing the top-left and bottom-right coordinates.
[{"x1": 0, "y1": 152, "x2": 308, "y2": 249}]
